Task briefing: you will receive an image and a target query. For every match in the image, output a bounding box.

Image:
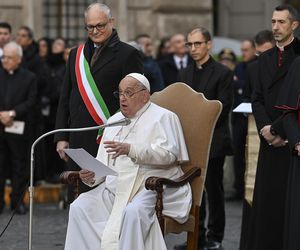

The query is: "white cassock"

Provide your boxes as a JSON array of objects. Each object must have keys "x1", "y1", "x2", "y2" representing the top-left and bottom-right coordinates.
[{"x1": 64, "y1": 101, "x2": 192, "y2": 250}]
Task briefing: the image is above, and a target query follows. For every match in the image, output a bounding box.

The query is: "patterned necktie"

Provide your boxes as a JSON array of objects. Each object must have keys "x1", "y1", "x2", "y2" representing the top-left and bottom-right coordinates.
[
  {"x1": 91, "y1": 46, "x2": 101, "y2": 67},
  {"x1": 278, "y1": 49, "x2": 283, "y2": 67}
]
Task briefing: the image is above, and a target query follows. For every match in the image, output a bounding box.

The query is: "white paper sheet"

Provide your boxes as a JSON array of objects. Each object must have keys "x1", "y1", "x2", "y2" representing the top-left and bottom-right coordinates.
[
  {"x1": 233, "y1": 102, "x2": 252, "y2": 113},
  {"x1": 4, "y1": 121, "x2": 25, "y2": 135},
  {"x1": 64, "y1": 148, "x2": 117, "y2": 179}
]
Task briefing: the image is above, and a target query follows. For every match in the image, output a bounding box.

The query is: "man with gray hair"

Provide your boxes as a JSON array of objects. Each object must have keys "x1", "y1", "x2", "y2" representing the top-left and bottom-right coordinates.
[
  {"x1": 55, "y1": 3, "x2": 143, "y2": 201},
  {"x1": 64, "y1": 73, "x2": 191, "y2": 250},
  {"x1": 0, "y1": 41, "x2": 37, "y2": 214}
]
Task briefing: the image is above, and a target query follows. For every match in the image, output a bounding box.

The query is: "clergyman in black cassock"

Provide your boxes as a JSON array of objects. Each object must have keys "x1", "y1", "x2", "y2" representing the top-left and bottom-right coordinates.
[
  {"x1": 248, "y1": 32, "x2": 300, "y2": 250},
  {"x1": 276, "y1": 56, "x2": 300, "y2": 250}
]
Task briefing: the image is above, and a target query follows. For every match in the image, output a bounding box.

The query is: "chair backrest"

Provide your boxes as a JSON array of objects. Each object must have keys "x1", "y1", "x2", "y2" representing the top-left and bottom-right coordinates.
[{"x1": 151, "y1": 83, "x2": 222, "y2": 207}]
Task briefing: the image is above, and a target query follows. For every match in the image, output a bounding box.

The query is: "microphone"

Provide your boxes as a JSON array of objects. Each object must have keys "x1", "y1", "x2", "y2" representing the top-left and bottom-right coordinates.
[
  {"x1": 28, "y1": 117, "x2": 130, "y2": 250},
  {"x1": 104, "y1": 117, "x2": 131, "y2": 127}
]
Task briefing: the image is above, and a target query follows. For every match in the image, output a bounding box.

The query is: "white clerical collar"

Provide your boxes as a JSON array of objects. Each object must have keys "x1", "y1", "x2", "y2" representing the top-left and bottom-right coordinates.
[
  {"x1": 276, "y1": 36, "x2": 294, "y2": 51},
  {"x1": 173, "y1": 54, "x2": 188, "y2": 69}
]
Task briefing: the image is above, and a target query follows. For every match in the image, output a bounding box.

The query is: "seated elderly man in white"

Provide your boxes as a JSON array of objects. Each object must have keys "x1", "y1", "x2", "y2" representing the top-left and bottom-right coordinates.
[{"x1": 64, "y1": 73, "x2": 192, "y2": 250}]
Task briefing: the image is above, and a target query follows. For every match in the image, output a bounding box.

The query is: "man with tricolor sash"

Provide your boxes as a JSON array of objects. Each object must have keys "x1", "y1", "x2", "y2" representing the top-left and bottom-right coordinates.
[{"x1": 54, "y1": 3, "x2": 143, "y2": 201}]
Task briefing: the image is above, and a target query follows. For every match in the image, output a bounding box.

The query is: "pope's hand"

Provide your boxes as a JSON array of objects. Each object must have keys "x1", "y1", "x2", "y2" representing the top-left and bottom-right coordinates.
[
  {"x1": 103, "y1": 141, "x2": 130, "y2": 159},
  {"x1": 79, "y1": 169, "x2": 95, "y2": 185}
]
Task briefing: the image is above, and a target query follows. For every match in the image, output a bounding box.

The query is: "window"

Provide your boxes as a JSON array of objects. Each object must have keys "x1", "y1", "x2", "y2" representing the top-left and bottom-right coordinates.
[{"x1": 43, "y1": 0, "x2": 96, "y2": 45}]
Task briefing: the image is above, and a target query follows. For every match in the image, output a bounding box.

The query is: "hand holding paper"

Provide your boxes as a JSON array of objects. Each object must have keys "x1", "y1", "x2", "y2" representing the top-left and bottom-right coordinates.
[{"x1": 64, "y1": 148, "x2": 117, "y2": 179}]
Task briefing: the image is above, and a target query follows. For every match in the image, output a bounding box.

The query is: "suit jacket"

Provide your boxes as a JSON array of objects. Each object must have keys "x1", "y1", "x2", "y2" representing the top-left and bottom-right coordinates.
[
  {"x1": 54, "y1": 30, "x2": 143, "y2": 157},
  {"x1": 159, "y1": 54, "x2": 193, "y2": 87},
  {"x1": 252, "y1": 38, "x2": 300, "y2": 135},
  {"x1": 178, "y1": 57, "x2": 233, "y2": 158},
  {"x1": 0, "y1": 67, "x2": 37, "y2": 139}
]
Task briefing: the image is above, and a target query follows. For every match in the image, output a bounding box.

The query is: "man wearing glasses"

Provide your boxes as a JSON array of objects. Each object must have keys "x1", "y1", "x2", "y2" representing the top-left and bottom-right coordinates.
[
  {"x1": 177, "y1": 27, "x2": 233, "y2": 250},
  {"x1": 55, "y1": 3, "x2": 143, "y2": 202},
  {"x1": 64, "y1": 73, "x2": 191, "y2": 250}
]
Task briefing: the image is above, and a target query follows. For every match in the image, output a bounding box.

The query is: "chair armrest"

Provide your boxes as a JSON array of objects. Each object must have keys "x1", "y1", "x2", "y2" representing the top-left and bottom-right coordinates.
[
  {"x1": 60, "y1": 171, "x2": 80, "y2": 185},
  {"x1": 145, "y1": 167, "x2": 201, "y2": 191},
  {"x1": 145, "y1": 166, "x2": 201, "y2": 232}
]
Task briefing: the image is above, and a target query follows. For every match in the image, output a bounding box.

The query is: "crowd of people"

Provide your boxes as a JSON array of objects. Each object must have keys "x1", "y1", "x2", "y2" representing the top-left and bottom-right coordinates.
[{"x1": 0, "y1": 2, "x2": 299, "y2": 250}]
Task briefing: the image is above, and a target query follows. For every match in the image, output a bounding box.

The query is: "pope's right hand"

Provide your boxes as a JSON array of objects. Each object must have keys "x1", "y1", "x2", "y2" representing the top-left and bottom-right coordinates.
[
  {"x1": 79, "y1": 169, "x2": 95, "y2": 185},
  {"x1": 56, "y1": 140, "x2": 69, "y2": 162}
]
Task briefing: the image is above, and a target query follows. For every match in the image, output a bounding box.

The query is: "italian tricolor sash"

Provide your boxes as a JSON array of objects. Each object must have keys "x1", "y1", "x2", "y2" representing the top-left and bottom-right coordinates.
[{"x1": 75, "y1": 44, "x2": 111, "y2": 143}]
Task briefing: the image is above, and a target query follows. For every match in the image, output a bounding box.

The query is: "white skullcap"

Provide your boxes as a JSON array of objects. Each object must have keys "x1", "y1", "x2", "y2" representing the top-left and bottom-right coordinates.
[{"x1": 126, "y1": 73, "x2": 150, "y2": 92}]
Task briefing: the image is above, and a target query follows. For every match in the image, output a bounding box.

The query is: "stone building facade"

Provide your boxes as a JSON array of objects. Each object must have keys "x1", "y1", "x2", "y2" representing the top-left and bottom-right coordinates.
[
  {"x1": 0, "y1": 0, "x2": 212, "y2": 46},
  {"x1": 0, "y1": 0, "x2": 298, "y2": 47}
]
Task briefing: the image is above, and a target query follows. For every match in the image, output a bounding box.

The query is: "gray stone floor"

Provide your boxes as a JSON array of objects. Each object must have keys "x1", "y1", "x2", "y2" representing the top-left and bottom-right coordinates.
[{"x1": 0, "y1": 200, "x2": 242, "y2": 250}]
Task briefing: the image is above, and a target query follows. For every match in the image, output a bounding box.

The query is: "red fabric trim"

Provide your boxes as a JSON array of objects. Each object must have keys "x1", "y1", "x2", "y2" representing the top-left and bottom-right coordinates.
[
  {"x1": 298, "y1": 108, "x2": 300, "y2": 128},
  {"x1": 75, "y1": 45, "x2": 103, "y2": 125}
]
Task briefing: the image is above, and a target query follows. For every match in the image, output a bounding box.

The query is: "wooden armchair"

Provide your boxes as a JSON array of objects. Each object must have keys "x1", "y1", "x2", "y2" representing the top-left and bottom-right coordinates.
[
  {"x1": 145, "y1": 83, "x2": 222, "y2": 249},
  {"x1": 60, "y1": 83, "x2": 222, "y2": 250}
]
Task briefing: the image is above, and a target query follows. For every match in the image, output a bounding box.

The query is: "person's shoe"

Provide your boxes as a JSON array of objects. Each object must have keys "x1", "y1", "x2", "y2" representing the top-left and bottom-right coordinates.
[
  {"x1": 205, "y1": 240, "x2": 222, "y2": 250},
  {"x1": 14, "y1": 203, "x2": 27, "y2": 215}
]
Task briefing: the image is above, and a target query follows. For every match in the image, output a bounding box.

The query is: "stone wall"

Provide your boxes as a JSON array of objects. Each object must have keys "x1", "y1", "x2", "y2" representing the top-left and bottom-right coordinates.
[{"x1": 217, "y1": 0, "x2": 281, "y2": 40}]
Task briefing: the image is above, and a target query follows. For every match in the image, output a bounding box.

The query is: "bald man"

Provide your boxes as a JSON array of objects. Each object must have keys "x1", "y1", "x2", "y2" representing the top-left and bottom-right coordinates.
[{"x1": 55, "y1": 3, "x2": 143, "y2": 201}]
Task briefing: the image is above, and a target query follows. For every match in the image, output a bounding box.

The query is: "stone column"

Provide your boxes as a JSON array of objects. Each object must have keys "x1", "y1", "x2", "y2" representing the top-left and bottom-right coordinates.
[{"x1": 117, "y1": 0, "x2": 128, "y2": 41}]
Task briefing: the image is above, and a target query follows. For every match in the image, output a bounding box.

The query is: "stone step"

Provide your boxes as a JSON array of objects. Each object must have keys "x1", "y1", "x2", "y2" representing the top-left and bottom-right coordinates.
[{"x1": 4, "y1": 184, "x2": 65, "y2": 204}]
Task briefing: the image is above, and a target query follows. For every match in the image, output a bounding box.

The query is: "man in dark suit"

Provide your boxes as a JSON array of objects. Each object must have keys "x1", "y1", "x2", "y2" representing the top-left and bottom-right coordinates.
[
  {"x1": 0, "y1": 41, "x2": 37, "y2": 214},
  {"x1": 159, "y1": 33, "x2": 193, "y2": 87},
  {"x1": 55, "y1": 3, "x2": 143, "y2": 201},
  {"x1": 177, "y1": 27, "x2": 233, "y2": 250},
  {"x1": 247, "y1": 4, "x2": 300, "y2": 250}
]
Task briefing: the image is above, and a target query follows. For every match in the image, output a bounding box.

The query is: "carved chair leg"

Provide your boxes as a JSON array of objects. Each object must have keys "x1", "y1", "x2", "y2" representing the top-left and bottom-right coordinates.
[{"x1": 156, "y1": 186, "x2": 165, "y2": 235}]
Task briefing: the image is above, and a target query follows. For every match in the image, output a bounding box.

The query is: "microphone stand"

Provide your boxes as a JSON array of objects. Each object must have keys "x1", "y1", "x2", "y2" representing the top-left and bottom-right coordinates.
[{"x1": 28, "y1": 118, "x2": 130, "y2": 250}]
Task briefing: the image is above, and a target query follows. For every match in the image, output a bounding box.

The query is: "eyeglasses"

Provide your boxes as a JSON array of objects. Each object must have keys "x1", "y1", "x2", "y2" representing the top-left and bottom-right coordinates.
[
  {"x1": 113, "y1": 88, "x2": 146, "y2": 99},
  {"x1": 185, "y1": 41, "x2": 207, "y2": 49},
  {"x1": 85, "y1": 21, "x2": 109, "y2": 32}
]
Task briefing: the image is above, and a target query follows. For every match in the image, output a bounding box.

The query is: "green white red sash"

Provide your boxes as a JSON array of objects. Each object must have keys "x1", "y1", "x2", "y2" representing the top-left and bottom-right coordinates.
[{"x1": 75, "y1": 44, "x2": 110, "y2": 142}]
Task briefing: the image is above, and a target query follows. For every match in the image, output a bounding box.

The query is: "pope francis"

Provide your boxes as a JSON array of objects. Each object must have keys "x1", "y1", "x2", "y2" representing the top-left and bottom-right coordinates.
[{"x1": 64, "y1": 73, "x2": 192, "y2": 250}]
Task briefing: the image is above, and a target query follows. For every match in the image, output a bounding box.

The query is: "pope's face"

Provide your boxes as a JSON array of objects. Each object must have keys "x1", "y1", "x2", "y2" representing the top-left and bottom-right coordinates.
[
  {"x1": 272, "y1": 10, "x2": 298, "y2": 44},
  {"x1": 118, "y1": 77, "x2": 149, "y2": 118},
  {"x1": 85, "y1": 8, "x2": 114, "y2": 45}
]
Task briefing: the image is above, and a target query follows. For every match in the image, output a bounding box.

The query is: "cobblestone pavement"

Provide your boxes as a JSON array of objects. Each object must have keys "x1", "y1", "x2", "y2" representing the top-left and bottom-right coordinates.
[{"x1": 0, "y1": 200, "x2": 242, "y2": 250}]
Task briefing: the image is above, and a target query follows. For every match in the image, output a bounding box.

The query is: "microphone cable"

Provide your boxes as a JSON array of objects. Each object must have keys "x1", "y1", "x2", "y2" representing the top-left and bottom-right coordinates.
[{"x1": 0, "y1": 180, "x2": 30, "y2": 238}]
